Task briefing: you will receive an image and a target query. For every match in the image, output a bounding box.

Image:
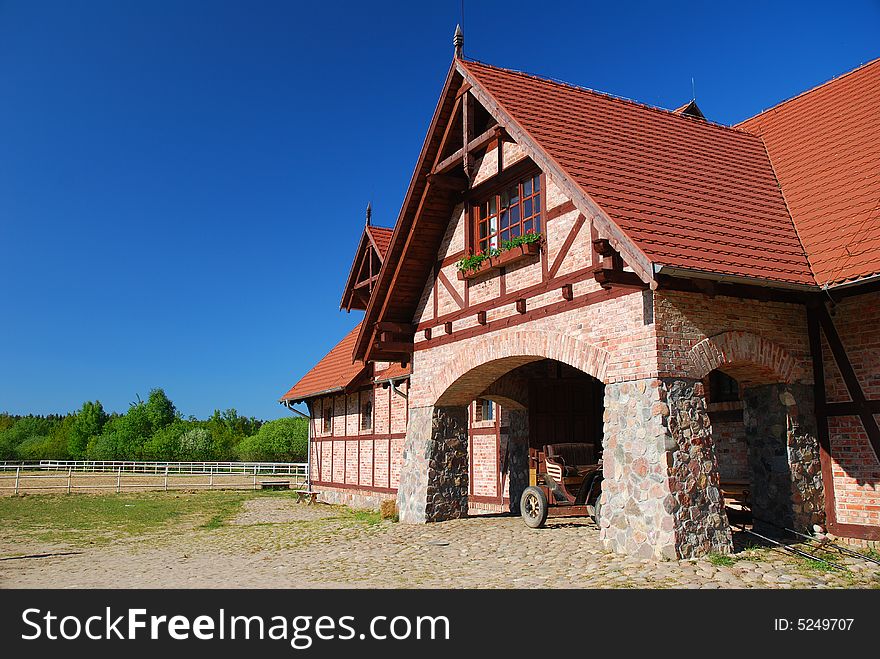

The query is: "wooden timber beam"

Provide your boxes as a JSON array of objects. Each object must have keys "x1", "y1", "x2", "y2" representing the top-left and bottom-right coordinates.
[
  {"x1": 815, "y1": 302, "x2": 880, "y2": 462},
  {"x1": 432, "y1": 126, "x2": 502, "y2": 175},
  {"x1": 376, "y1": 321, "x2": 415, "y2": 334},
  {"x1": 426, "y1": 172, "x2": 468, "y2": 193},
  {"x1": 594, "y1": 269, "x2": 647, "y2": 290},
  {"x1": 463, "y1": 90, "x2": 475, "y2": 181},
  {"x1": 372, "y1": 341, "x2": 413, "y2": 355},
  {"x1": 591, "y1": 239, "x2": 638, "y2": 290},
  {"x1": 353, "y1": 274, "x2": 379, "y2": 290}
]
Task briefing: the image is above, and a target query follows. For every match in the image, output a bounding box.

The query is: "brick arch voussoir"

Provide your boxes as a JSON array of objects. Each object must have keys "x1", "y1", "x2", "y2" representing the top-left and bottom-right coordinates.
[
  {"x1": 431, "y1": 328, "x2": 610, "y2": 406},
  {"x1": 689, "y1": 330, "x2": 805, "y2": 384}
]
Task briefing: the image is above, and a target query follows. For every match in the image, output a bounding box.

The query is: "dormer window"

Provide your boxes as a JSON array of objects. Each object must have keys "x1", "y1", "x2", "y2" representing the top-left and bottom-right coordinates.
[{"x1": 474, "y1": 173, "x2": 542, "y2": 253}]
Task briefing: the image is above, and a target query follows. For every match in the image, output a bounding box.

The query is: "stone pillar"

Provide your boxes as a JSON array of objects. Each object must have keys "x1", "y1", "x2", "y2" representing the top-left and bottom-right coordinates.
[
  {"x1": 600, "y1": 378, "x2": 732, "y2": 559},
  {"x1": 663, "y1": 378, "x2": 733, "y2": 557},
  {"x1": 396, "y1": 405, "x2": 469, "y2": 523},
  {"x1": 742, "y1": 383, "x2": 824, "y2": 535},
  {"x1": 505, "y1": 409, "x2": 529, "y2": 514}
]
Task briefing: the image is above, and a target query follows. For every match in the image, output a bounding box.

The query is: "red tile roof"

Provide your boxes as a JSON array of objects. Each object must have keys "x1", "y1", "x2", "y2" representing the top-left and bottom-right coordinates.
[
  {"x1": 366, "y1": 225, "x2": 393, "y2": 258},
  {"x1": 460, "y1": 60, "x2": 815, "y2": 286},
  {"x1": 280, "y1": 323, "x2": 366, "y2": 402},
  {"x1": 738, "y1": 58, "x2": 880, "y2": 287}
]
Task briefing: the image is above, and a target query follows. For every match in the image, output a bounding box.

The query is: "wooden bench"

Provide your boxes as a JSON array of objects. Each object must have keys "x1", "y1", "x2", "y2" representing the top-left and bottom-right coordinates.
[
  {"x1": 720, "y1": 480, "x2": 751, "y2": 510},
  {"x1": 259, "y1": 480, "x2": 290, "y2": 490},
  {"x1": 293, "y1": 489, "x2": 319, "y2": 504}
]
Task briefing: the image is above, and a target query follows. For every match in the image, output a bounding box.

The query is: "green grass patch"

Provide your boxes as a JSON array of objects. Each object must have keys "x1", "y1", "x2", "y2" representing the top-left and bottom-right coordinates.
[
  {"x1": 0, "y1": 491, "x2": 253, "y2": 546},
  {"x1": 343, "y1": 509, "x2": 383, "y2": 526},
  {"x1": 707, "y1": 553, "x2": 736, "y2": 567}
]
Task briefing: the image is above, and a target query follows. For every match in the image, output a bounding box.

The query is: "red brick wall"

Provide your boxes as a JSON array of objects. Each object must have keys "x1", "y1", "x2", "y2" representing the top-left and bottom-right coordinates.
[
  {"x1": 307, "y1": 381, "x2": 408, "y2": 494},
  {"x1": 822, "y1": 291, "x2": 880, "y2": 528}
]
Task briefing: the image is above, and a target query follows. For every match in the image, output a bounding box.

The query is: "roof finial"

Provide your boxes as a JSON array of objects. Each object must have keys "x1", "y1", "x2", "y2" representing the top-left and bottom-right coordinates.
[
  {"x1": 453, "y1": 24, "x2": 464, "y2": 59},
  {"x1": 365, "y1": 201, "x2": 372, "y2": 226}
]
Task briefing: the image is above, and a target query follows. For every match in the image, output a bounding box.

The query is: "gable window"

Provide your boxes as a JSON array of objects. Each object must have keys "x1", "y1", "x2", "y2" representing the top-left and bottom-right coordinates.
[
  {"x1": 474, "y1": 173, "x2": 541, "y2": 253},
  {"x1": 322, "y1": 404, "x2": 332, "y2": 433},
  {"x1": 474, "y1": 398, "x2": 494, "y2": 423},
  {"x1": 361, "y1": 398, "x2": 373, "y2": 431}
]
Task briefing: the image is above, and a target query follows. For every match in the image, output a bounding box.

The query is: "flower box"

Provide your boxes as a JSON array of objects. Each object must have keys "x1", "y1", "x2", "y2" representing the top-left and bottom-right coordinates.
[{"x1": 457, "y1": 241, "x2": 542, "y2": 280}]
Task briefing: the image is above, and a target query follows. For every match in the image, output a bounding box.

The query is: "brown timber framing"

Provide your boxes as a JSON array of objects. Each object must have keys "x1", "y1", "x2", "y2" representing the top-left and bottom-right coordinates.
[
  {"x1": 433, "y1": 126, "x2": 501, "y2": 176},
  {"x1": 417, "y1": 285, "x2": 632, "y2": 350},
  {"x1": 548, "y1": 213, "x2": 588, "y2": 279},
  {"x1": 417, "y1": 262, "x2": 602, "y2": 331},
  {"x1": 807, "y1": 302, "x2": 880, "y2": 541},
  {"x1": 455, "y1": 60, "x2": 656, "y2": 286},
  {"x1": 436, "y1": 266, "x2": 465, "y2": 309}
]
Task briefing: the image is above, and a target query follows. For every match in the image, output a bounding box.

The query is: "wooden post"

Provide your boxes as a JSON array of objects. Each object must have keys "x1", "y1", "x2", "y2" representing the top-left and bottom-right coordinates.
[
  {"x1": 209, "y1": 466, "x2": 214, "y2": 490},
  {"x1": 67, "y1": 468, "x2": 72, "y2": 494},
  {"x1": 14, "y1": 466, "x2": 20, "y2": 495},
  {"x1": 164, "y1": 466, "x2": 169, "y2": 492},
  {"x1": 462, "y1": 92, "x2": 475, "y2": 181},
  {"x1": 116, "y1": 468, "x2": 121, "y2": 494}
]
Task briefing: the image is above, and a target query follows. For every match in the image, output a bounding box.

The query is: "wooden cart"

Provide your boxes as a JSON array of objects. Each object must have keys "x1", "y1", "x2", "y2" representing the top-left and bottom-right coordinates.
[{"x1": 520, "y1": 442, "x2": 603, "y2": 528}]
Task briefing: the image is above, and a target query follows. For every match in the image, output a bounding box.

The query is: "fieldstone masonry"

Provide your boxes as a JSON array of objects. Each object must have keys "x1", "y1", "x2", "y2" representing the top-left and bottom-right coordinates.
[
  {"x1": 505, "y1": 409, "x2": 529, "y2": 514},
  {"x1": 599, "y1": 378, "x2": 732, "y2": 559},
  {"x1": 397, "y1": 405, "x2": 469, "y2": 523},
  {"x1": 663, "y1": 378, "x2": 733, "y2": 556},
  {"x1": 742, "y1": 383, "x2": 825, "y2": 535}
]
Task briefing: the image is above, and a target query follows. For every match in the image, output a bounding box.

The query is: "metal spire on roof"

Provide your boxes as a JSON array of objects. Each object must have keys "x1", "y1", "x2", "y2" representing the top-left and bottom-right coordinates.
[
  {"x1": 365, "y1": 202, "x2": 372, "y2": 226},
  {"x1": 453, "y1": 24, "x2": 463, "y2": 59}
]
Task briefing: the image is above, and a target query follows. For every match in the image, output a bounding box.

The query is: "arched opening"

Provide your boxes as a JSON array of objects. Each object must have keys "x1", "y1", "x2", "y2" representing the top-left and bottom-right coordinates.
[
  {"x1": 463, "y1": 359, "x2": 605, "y2": 515},
  {"x1": 396, "y1": 352, "x2": 606, "y2": 523},
  {"x1": 701, "y1": 359, "x2": 824, "y2": 541}
]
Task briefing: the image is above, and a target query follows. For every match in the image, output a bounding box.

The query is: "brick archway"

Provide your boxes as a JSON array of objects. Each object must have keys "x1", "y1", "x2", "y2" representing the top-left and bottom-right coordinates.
[
  {"x1": 431, "y1": 328, "x2": 610, "y2": 406},
  {"x1": 688, "y1": 330, "x2": 806, "y2": 385}
]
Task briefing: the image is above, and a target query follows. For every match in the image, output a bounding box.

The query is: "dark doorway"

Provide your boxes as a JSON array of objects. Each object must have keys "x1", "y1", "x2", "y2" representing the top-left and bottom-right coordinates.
[{"x1": 528, "y1": 360, "x2": 604, "y2": 458}]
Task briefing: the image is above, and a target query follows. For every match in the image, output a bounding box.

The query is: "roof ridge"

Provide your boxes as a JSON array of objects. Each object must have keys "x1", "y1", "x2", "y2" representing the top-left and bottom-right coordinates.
[
  {"x1": 737, "y1": 55, "x2": 880, "y2": 128},
  {"x1": 754, "y1": 135, "x2": 819, "y2": 286},
  {"x1": 460, "y1": 57, "x2": 758, "y2": 138}
]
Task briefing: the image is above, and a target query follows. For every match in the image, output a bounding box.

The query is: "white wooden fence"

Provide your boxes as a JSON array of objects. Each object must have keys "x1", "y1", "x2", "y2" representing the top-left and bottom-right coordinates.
[{"x1": 0, "y1": 460, "x2": 308, "y2": 494}]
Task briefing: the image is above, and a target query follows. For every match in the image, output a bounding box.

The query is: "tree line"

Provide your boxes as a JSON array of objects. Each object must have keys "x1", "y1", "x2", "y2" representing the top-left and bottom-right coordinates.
[{"x1": 0, "y1": 389, "x2": 308, "y2": 463}]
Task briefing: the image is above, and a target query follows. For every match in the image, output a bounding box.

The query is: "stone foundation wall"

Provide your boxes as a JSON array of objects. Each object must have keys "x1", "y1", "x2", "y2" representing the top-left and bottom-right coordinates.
[
  {"x1": 600, "y1": 378, "x2": 732, "y2": 559},
  {"x1": 506, "y1": 409, "x2": 529, "y2": 514},
  {"x1": 743, "y1": 383, "x2": 824, "y2": 534},
  {"x1": 397, "y1": 406, "x2": 469, "y2": 523},
  {"x1": 662, "y1": 379, "x2": 733, "y2": 557}
]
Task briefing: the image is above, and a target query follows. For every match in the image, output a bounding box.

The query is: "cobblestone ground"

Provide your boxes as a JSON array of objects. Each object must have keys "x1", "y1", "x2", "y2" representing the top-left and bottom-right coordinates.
[{"x1": 2, "y1": 498, "x2": 879, "y2": 589}]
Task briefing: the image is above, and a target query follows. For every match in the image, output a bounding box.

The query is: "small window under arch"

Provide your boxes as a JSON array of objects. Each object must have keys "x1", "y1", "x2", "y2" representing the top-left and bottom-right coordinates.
[{"x1": 474, "y1": 398, "x2": 494, "y2": 422}]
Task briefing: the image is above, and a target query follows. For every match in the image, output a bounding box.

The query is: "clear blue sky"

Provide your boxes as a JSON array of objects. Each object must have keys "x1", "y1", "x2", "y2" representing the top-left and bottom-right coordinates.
[{"x1": 1, "y1": 0, "x2": 877, "y2": 420}]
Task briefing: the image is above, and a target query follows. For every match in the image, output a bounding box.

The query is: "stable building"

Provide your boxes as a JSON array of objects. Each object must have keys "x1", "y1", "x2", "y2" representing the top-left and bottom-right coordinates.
[{"x1": 281, "y1": 38, "x2": 880, "y2": 559}]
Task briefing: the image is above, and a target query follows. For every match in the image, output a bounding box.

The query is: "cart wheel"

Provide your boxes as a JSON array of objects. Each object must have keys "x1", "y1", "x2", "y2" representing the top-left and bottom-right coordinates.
[
  {"x1": 591, "y1": 494, "x2": 602, "y2": 526},
  {"x1": 521, "y1": 486, "x2": 548, "y2": 528}
]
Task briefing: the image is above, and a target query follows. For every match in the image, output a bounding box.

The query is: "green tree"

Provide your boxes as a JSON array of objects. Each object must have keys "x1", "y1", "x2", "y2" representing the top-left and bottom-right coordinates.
[
  {"x1": 143, "y1": 421, "x2": 188, "y2": 461},
  {"x1": 145, "y1": 388, "x2": 176, "y2": 430},
  {"x1": 0, "y1": 416, "x2": 55, "y2": 460},
  {"x1": 179, "y1": 427, "x2": 214, "y2": 461},
  {"x1": 235, "y1": 417, "x2": 307, "y2": 462},
  {"x1": 68, "y1": 401, "x2": 108, "y2": 458}
]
